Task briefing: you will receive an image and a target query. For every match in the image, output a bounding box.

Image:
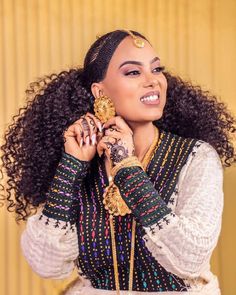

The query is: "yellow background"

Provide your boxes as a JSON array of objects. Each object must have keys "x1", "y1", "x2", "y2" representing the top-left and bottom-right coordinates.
[{"x1": 0, "y1": 0, "x2": 236, "y2": 294}]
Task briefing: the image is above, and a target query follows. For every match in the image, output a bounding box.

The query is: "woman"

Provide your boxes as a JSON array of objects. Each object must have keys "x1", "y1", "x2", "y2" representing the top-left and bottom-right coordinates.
[{"x1": 1, "y1": 29, "x2": 236, "y2": 294}]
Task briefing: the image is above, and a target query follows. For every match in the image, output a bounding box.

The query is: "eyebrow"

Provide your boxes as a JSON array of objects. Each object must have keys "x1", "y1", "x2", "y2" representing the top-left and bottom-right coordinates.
[{"x1": 119, "y1": 56, "x2": 160, "y2": 69}]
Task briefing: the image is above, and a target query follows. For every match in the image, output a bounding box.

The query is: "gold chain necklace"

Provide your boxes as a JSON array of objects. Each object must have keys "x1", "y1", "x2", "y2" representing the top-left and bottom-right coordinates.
[{"x1": 104, "y1": 126, "x2": 160, "y2": 294}]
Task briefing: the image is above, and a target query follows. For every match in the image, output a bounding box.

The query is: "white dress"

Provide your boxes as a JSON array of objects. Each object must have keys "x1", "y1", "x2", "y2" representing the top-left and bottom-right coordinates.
[{"x1": 21, "y1": 141, "x2": 223, "y2": 294}]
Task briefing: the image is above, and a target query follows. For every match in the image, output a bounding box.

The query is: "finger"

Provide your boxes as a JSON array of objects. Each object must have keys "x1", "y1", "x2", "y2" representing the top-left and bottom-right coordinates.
[
  {"x1": 63, "y1": 127, "x2": 75, "y2": 138},
  {"x1": 104, "y1": 129, "x2": 121, "y2": 138},
  {"x1": 84, "y1": 114, "x2": 97, "y2": 133},
  {"x1": 96, "y1": 131, "x2": 103, "y2": 144},
  {"x1": 97, "y1": 140, "x2": 110, "y2": 157},
  {"x1": 64, "y1": 123, "x2": 83, "y2": 139},
  {"x1": 85, "y1": 113, "x2": 102, "y2": 145},
  {"x1": 80, "y1": 116, "x2": 93, "y2": 145},
  {"x1": 73, "y1": 123, "x2": 84, "y2": 147},
  {"x1": 101, "y1": 136, "x2": 117, "y2": 145},
  {"x1": 64, "y1": 123, "x2": 83, "y2": 147},
  {"x1": 71, "y1": 118, "x2": 86, "y2": 137},
  {"x1": 86, "y1": 112, "x2": 103, "y2": 133},
  {"x1": 103, "y1": 116, "x2": 133, "y2": 134},
  {"x1": 97, "y1": 135, "x2": 116, "y2": 150}
]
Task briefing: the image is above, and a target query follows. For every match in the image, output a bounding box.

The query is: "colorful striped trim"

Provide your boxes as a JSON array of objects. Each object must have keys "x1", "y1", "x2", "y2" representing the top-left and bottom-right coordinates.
[
  {"x1": 114, "y1": 130, "x2": 200, "y2": 227},
  {"x1": 42, "y1": 152, "x2": 90, "y2": 223},
  {"x1": 114, "y1": 166, "x2": 171, "y2": 226}
]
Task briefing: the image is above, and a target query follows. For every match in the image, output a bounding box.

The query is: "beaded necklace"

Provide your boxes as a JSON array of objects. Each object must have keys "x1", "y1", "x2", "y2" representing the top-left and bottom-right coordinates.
[{"x1": 104, "y1": 126, "x2": 160, "y2": 294}]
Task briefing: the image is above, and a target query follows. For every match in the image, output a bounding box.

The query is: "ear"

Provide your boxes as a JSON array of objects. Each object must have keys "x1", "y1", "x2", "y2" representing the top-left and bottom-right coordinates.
[{"x1": 91, "y1": 82, "x2": 104, "y2": 98}]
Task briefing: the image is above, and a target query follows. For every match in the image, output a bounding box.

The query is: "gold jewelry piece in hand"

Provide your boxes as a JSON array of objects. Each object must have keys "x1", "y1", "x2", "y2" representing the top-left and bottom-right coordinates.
[{"x1": 103, "y1": 156, "x2": 143, "y2": 216}]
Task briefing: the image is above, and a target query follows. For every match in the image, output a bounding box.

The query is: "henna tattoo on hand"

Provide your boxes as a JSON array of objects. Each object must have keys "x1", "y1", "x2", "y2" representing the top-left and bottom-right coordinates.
[
  {"x1": 81, "y1": 118, "x2": 90, "y2": 133},
  {"x1": 89, "y1": 118, "x2": 96, "y2": 131},
  {"x1": 105, "y1": 138, "x2": 129, "y2": 165},
  {"x1": 110, "y1": 144, "x2": 129, "y2": 164}
]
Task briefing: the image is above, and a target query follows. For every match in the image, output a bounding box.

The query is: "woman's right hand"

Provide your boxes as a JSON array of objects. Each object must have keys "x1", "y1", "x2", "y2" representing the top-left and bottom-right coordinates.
[{"x1": 63, "y1": 113, "x2": 103, "y2": 162}]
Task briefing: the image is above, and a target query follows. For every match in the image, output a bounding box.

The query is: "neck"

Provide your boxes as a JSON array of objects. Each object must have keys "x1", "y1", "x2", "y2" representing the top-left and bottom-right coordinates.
[{"x1": 128, "y1": 121, "x2": 157, "y2": 162}]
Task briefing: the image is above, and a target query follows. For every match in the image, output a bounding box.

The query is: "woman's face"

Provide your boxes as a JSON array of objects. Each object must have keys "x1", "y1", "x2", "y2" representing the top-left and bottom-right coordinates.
[{"x1": 92, "y1": 36, "x2": 167, "y2": 124}]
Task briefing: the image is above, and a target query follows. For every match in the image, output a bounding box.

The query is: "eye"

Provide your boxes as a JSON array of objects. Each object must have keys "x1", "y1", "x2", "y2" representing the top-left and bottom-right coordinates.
[
  {"x1": 124, "y1": 70, "x2": 140, "y2": 76},
  {"x1": 153, "y1": 66, "x2": 165, "y2": 73}
]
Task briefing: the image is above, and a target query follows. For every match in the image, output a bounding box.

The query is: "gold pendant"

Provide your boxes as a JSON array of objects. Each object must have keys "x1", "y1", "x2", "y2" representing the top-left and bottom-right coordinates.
[
  {"x1": 134, "y1": 37, "x2": 145, "y2": 48},
  {"x1": 103, "y1": 183, "x2": 131, "y2": 216}
]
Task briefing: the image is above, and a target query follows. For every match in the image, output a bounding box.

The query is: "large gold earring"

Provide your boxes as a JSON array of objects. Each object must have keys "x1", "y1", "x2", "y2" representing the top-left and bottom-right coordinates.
[{"x1": 94, "y1": 92, "x2": 116, "y2": 123}]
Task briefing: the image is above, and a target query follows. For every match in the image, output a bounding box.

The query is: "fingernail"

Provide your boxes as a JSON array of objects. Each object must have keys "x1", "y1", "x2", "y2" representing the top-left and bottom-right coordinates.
[
  {"x1": 79, "y1": 138, "x2": 83, "y2": 147},
  {"x1": 85, "y1": 136, "x2": 90, "y2": 145},
  {"x1": 91, "y1": 134, "x2": 96, "y2": 145},
  {"x1": 98, "y1": 122, "x2": 102, "y2": 132}
]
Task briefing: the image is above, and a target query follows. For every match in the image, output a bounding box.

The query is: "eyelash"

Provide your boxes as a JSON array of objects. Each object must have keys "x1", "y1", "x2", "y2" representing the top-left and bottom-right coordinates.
[{"x1": 125, "y1": 66, "x2": 165, "y2": 76}]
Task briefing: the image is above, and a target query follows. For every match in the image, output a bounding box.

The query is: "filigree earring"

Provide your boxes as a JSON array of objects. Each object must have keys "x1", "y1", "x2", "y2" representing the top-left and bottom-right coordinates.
[{"x1": 94, "y1": 92, "x2": 116, "y2": 123}]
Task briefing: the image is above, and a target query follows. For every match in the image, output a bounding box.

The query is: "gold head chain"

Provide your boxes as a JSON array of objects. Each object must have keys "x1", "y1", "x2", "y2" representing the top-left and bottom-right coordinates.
[{"x1": 96, "y1": 29, "x2": 145, "y2": 48}]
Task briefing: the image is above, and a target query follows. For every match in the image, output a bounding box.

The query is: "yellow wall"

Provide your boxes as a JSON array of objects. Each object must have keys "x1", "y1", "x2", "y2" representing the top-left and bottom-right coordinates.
[{"x1": 0, "y1": 0, "x2": 236, "y2": 294}]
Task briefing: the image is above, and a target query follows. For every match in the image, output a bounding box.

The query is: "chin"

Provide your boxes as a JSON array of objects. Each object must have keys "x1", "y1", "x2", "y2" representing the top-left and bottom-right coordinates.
[
  {"x1": 120, "y1": 109, "x2": 163, "y2": 123},
  {"x1": 145, "y1": 111, "x2": 163, "y2": 122}
]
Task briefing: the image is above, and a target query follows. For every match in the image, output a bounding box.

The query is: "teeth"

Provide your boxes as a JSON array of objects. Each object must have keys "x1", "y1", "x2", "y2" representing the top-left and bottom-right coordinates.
[{"x1": 141, "y1": 94, "x2": 159, "y2": 102}]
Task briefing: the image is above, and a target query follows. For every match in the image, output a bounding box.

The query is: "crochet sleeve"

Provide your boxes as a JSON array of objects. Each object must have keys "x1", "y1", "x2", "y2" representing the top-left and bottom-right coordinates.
[
  {"x1": 114, "y1": 142, "x2": 224, "y2": 278},
  {"x1": 21, "y1": 152, "x2": 90, "y2": 279}
]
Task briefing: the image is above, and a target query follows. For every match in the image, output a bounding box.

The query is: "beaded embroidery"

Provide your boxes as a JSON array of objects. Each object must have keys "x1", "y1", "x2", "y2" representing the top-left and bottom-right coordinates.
[
  {"x1": 75, "y1": 129, "x2": 201, "y2": 291},
  {"x1": 41, "y1": 129, "x2": 202, "y2": 291}
]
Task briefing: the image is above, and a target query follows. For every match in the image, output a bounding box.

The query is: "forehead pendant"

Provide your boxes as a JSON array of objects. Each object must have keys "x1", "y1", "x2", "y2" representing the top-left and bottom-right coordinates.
[{"x1": 123, "y1": 29, "x2": 145, "y2": 48}]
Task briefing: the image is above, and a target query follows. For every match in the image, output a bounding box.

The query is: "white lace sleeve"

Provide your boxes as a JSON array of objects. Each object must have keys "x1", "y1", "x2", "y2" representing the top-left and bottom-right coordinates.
[
  {"x1": 20, "y1": 210, "x2": 79, "y2": 279},
  {"x1": 142, "y1": 142, "x2": 224, "y2": 278}
]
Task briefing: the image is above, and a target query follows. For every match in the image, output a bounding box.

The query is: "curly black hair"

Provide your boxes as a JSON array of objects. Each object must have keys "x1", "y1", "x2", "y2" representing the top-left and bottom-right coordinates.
[{"x1": 1, "y1": 30, "x2": 235, "y2": 222}]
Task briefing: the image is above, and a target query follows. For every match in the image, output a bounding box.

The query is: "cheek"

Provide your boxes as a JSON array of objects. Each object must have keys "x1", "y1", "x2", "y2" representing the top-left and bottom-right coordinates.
[
  {"x1": 160, "y1": 76, "x2": 168, "y2": 103},
  {"x1": 160, "y1": 74, "x2": 168, "y2": 90},
  {"x1": 106, "y1": 80, "x2": 136, "y2": 109}
]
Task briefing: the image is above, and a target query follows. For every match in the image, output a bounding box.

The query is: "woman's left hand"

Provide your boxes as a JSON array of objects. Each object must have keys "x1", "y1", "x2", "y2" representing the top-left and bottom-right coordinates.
[{"x1": 97, "y1": 116, "x2": 135, "y2": 166}]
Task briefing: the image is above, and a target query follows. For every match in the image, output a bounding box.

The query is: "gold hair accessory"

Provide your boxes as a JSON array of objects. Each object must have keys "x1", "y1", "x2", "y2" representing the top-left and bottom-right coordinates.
[
  {"x1": 123, "y1": 29, "x2": 145, "y2": 48},
  {"x1": 94, "y1": 92, "x2": 116, "y2": 124},
  {"x1": 96, "y1": 34, "x2": 102, "y2": 40}
]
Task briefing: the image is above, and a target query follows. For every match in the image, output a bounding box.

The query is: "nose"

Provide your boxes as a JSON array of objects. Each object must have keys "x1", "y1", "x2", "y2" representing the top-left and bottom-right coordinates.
[{"x1": 142, "y1": 73, "x2": 159, "y2": 88}]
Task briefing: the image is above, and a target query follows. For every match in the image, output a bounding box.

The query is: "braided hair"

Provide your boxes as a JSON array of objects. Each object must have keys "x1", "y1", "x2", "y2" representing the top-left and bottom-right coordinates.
[{"x1": 1, "y1": 29, "x2": 235, "y2": 221}]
